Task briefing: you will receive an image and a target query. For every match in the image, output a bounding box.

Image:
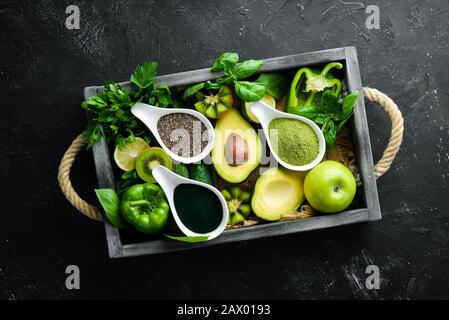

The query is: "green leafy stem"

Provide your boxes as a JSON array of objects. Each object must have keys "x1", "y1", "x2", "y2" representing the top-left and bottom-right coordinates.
[{"x1": 289, "y1": 90, "x2": 360, "y2": 149}]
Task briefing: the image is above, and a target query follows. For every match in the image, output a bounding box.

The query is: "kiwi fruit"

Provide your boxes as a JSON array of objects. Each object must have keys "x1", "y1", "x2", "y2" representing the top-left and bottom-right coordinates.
[{"x1": 135, "y1": 147, "x2": 172, "y2": 183}]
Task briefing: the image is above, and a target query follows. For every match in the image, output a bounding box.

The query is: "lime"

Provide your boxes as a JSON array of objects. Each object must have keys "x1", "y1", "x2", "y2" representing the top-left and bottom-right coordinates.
[{"x1": 114, "y1": 137, "x2": 150, "y2": 171}]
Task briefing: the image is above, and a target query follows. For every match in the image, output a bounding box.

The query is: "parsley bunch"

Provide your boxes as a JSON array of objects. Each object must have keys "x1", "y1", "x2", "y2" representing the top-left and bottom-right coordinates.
[{"x1": 82, "y1": 62, "x2": 173, "y2": 149}]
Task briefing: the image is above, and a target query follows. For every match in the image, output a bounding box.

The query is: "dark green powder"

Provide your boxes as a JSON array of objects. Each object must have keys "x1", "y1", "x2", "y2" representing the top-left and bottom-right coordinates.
[
  {"x1": 268, "y1": 118, "x2": 319, "y2": 166},
  {"x1": 173, "y1": 184, "x2": 222, "y2": 233}
]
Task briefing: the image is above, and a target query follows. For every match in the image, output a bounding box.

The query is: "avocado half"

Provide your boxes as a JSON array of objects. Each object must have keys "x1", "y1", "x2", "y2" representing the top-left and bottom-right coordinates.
[
  {"x1": 212, "y1": 107, "x2": 261, "y2": 183},
  {"x1": 252, "y1": 167, "x2": 305, "y2": 221}
]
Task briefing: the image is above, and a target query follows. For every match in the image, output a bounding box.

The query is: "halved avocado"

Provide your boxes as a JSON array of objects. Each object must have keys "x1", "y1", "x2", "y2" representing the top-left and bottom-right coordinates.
[
  {"x1": 212, "y1": 107, "x2": 261, "y2": 183},
  {"x1": 252, "y1": 167, "x2": 305, "y2": 221}
]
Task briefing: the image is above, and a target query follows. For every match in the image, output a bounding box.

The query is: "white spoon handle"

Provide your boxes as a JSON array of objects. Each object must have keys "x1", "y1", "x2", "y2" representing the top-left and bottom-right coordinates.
[
  {"x1": 250, "y1": 100, "x2": 279, "y2": 124},
  {"x1": 131, "y1": 102, "x2": 163, "y2": 130},
  {"x1": 152, "y1": 165, "x2": 180, "y2": 196}
]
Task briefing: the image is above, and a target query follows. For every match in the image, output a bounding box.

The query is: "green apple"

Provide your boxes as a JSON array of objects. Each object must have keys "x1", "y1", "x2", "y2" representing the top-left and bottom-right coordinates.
[{"x1": 304, "y1": 160, "x2": 356, "y2": 213}]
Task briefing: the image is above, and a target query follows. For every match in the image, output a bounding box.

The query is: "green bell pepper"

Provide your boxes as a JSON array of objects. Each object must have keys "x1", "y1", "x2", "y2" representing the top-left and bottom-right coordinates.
[
  {"x1": 120, "y1": 183, "x2": 170, "y2": 234},
  {"x1": 287, "y1": 62, "x2": 343, "y2": 112}
]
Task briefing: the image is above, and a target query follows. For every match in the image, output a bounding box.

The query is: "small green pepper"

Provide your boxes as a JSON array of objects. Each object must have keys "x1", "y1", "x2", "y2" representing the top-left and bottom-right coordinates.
[
  {"x1": 287, "y1": 62, "x2": 343, "y2": 111},
  {"x1": 221, "y1": 187, "x2": 251, "y2": 225},
  {"x1": 120, "y1": 183, "x2": 170, "y2": 234}
]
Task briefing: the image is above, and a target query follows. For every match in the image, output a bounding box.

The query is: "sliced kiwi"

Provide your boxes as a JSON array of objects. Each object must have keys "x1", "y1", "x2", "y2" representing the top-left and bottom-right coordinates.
[
  {"x1": 135, "y1": 147, "x2": 172, "y2": 183},
  {"x1": 194, "y1": 85, "x2": 233, "y2": 119}
]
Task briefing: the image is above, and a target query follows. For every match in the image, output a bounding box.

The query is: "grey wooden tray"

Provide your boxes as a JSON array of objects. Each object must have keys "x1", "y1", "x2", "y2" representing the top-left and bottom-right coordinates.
[{"x1": 84, "y1": 46, "x2": 381, "y2": 258}]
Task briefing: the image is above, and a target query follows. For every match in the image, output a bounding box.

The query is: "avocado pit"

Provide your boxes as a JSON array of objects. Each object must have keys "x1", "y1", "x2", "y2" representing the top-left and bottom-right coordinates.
[{"x1": 225, "y1": 133, "x2": 249, "y2": 167}]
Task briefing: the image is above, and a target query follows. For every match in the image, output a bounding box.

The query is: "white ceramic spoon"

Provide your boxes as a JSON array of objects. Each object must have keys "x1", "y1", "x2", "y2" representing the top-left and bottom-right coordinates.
[
  {"x1": 250, "y1": 101, "x2": 326, "y2": 171},
  {"x1": 152, "y1": 165, "x2": 228, "y2": 240},
  {"x1": 131, "y1": 102, "x2": 215, "y2": 164}
]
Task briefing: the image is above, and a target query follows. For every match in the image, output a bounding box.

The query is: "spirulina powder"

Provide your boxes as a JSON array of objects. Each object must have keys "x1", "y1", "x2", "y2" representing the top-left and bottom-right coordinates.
[{"x1": 268, "y1": 118, "x2": 319, "y2": 166}]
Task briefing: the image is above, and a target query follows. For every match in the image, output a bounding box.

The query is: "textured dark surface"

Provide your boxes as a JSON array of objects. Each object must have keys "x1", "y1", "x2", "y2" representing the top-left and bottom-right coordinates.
[{"x1": 0, "y1": 0, "x2": 448, "y2": 299}]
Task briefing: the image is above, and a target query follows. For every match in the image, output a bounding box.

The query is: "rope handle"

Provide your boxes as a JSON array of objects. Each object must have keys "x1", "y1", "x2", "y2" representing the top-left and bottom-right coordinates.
[
  {"x1": 363, "y1": 87, "x2": 404, "y2": 178},
  {"x1": 57, "y1": 134, "x2": 103, "y2": 221},
  {"x1": 58, "y1": 87, "x2": 404, "y2": 220}
]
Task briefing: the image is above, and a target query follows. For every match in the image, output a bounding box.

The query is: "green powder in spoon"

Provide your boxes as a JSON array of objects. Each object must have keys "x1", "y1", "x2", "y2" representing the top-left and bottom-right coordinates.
[{"x1": 268, "y1": 118, "x2": 319, "y2": 166}]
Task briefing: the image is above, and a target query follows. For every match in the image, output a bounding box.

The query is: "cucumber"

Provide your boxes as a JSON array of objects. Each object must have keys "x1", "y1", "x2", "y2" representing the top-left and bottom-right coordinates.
[
  {"x1": 190, "y1": 162, "x2": 213, "y2": 185},
  {"x1": 173, "y1": 163, "x2": 189, "y2": 178}
]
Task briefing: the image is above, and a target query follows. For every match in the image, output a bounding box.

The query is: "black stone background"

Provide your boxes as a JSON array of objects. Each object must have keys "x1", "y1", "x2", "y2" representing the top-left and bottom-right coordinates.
[{"x1": 1, "y1": 0, "x2": 448, "y2": 299}]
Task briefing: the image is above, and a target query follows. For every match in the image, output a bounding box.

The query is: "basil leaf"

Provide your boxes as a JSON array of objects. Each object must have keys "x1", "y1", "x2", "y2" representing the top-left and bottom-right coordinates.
[
  {"x1": 164, "y1": 234, "x2": 209, "y2": 243},
  {"x1": 342, "y1": 92, "x2": 360, "y2": 119},
  {"x1": 234, "y1": 81, "x2": 266, "y2": 102},
  {"x1": 204, "y1": 81, "x2": 220, "y2": 90},
  {"x1": 314, "y1": 114, "x2": 331, "y2": 125},
  {"x1": 216, "y1": 76, "x2": 233, "y2": 86},
  {"x1": 232, "y1": 59, "x2": 263, "y2": 79},
  {"x1": 255, "y1": 73, "x2": 290, "y2": 100},
  {"x1": 321, "y1": 90, "x2": 340, "y2": 114},
  {"x1": 183, "y1": 82, "x2": 205, "y2": 99},
  {"x1": 95, "y1": 189, "x2": 126, "y2": 228},
  {"x1": 211, "y1": 52, "x2": 239, "y2": 72},
  {"x1": 288, "y1": 105, "x2": 321, "y2": 119},
  {"x1": 322, "y1": 120, "x2": 337, "y2": 149}
]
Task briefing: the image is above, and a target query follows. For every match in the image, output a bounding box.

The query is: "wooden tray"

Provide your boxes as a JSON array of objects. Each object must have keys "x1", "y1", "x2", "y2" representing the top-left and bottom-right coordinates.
[{"x1": 84, "y1": 47, "x2": 381, "y2": 258}]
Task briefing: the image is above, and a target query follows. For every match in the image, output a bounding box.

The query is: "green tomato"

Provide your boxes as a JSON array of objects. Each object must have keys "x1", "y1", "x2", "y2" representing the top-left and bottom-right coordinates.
[{"x1": 304, "y1": 160, "x2": 356, "y2": 213}]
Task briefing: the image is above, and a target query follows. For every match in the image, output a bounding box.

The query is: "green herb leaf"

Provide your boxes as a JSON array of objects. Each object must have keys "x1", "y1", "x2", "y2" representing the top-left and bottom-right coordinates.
[
  {"x1": 95, "y1": 189, "x2": 126, "y2": 228},
  {"x1": 232, "y1": 59, "x2": 263, "y2": 79},
  {"x1": 183, "y1": 82, "x2": 205, "y2": 99},
  {"x1": 234, "y1": 81, "x2": 265, "y2": 102},
  {"x1": 255, "y1": 73, "x2": 290, "y2": 100},
  {"x1": 82, "y1": 61, "x2": 164, "y2": 149},
  {"x1": 314, "y1": 114, "x2": 331, "y2": 125},
  {"x1": 321, "y1": 90, "x2": 340, "y2": 114},
  {"x1": 83, "y1": 95, "x2": 108, "y2": 109},
  {"x1": 131, "y1": 62, "x2": 157, "y2": 89},
  {"x1": 204, "y1": 81, "x2": 220, "y2": 90},
  {"x1": 288, "y1": 105, "x2": 321, "y2": 119},
  {"x1": 117, "y1": 170, "x2": 142, "y2": 196},
  {"x1": 322, "y1": 120, "x2": 337, "y2": 149},
  {"x1": 83, "y1": 124, "x2": 103, "y2": 149},
  {"x1": 216, "y1": 76, "x2": 233, "y2": 86},
  {"x1": 164, "y1": 234, "x2": 209, "y2": 243},
  {"x1": 211, "y1": 52, "x2": 239, "y2": 72},
  {"x1": 342, "y1": 92, "x2": 360, "y2": 119},
  {"x1": 155, "y1": 85, "x2": 173, "y2": 107}
]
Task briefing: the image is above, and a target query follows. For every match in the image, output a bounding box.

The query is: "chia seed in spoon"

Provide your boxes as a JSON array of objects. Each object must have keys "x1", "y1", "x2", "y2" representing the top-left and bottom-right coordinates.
[{"x1": 157, "y1": 113, "x2": 209, "y2": 158}]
